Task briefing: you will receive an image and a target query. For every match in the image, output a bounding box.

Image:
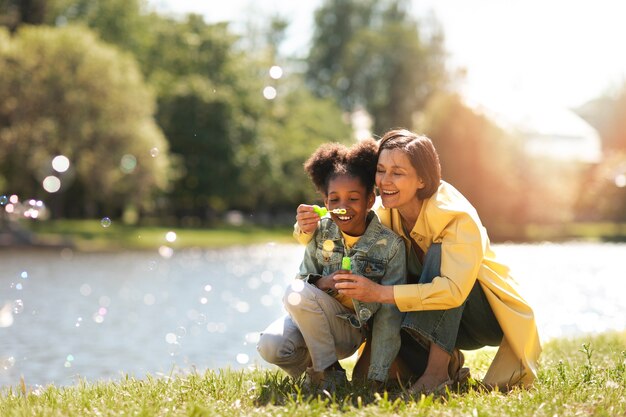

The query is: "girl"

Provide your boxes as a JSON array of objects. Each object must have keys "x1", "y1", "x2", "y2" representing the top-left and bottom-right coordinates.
[{"x1": 257, "y1": 139, "x2": 406, "y2": 391}]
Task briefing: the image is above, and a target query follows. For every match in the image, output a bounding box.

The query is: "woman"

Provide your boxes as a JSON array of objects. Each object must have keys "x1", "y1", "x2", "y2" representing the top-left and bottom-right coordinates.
[{"x1": 295, "y1": 128, "x2": 541, "y2": 393}]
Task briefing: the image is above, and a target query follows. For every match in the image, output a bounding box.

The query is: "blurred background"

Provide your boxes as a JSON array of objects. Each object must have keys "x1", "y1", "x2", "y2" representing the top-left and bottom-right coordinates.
[
  {"x1": 1, "y1": 0, "x2": 625, "y2": 240},
  {"x1": 1, "y1": 0, "x2": 626, "y2": 388}
]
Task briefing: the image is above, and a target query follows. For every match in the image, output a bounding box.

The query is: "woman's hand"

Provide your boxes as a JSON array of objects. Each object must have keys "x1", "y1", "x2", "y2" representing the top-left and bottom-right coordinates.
[
  {"x1": 296, "y1": 204, "x2": 320, "y2": 234},
  {"x1": 333, "y1": 273, "x2": 396, "y2": 304}
]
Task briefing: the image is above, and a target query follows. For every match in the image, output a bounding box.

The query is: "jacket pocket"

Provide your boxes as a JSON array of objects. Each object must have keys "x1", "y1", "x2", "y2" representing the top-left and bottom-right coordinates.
[
  {"x1": 353, "y1": 257, "x2": 386, "y2": 282},
  {"x1": 315, "y1": 243, "x2": 343, "y2": 268}
]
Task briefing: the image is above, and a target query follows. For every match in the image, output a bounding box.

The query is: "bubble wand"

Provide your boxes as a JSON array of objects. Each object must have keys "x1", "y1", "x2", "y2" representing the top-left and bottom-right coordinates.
[{"x1": 313, "y1": 205, "x2": 347, "y2": 217}]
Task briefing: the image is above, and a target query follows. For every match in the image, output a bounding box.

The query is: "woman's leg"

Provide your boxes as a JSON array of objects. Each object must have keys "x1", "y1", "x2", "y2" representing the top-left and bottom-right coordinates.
[
  {"x1": 402, "y1": 243, "x2": 503, "y2": 391},
  {"x1": 401, "y1": 243, "x2": 465, "y2": 389},
  {"x1": 455, "y1": 283, "x2": 503, "y2": 350}
]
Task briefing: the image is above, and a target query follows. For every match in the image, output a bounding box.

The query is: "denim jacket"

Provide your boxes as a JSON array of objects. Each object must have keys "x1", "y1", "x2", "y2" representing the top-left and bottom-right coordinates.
[{"x1": 298, "y1": 211, "x2": 406, "y2": 382}]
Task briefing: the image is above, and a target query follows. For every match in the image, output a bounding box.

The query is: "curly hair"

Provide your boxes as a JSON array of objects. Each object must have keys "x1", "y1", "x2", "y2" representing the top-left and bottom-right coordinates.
[{"x1": 304, "y1": 139, "x2": 378, "y2": 196}]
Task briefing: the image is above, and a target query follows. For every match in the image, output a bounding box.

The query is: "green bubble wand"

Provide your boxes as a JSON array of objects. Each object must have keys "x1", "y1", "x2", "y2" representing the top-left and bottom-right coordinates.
[{"x1": 313, "y1": 205, "x2": 347, "y2": 217}]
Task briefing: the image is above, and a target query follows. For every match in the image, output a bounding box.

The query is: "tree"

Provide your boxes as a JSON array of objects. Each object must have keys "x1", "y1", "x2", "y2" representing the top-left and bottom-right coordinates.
[
  {"x1": 0, "y1": 25, "x2": 172, "y2": 218},
  {"x1": 418, "y1": 93, "x2": 525, "y2": 238},
  {"x1": 574, "y1": 86, "x2": 626, "y2": 223},
  {"x1": 307, "y1": 0, "x2": 447, "y2": 133}
]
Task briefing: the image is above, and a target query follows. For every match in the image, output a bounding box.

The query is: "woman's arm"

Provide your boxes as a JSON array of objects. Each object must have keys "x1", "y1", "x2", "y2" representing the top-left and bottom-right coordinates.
[{"x1": 334, "y1": 274, "x2": 395, "y2": 303}]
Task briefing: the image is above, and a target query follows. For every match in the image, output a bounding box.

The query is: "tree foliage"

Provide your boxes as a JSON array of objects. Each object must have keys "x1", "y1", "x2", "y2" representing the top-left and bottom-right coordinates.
[
  {"x1": 574, "y1": 85, "x2": 626, "y2": 222},
  {"x1": 0, "y1": 25, "x2": 172, "y2": 218},
  {"x1": 307, "y1": 0, "x2": 447, "y2": 133},
  {"x1": 418, "y1": 93, "x2": 526, "y2": 238}
]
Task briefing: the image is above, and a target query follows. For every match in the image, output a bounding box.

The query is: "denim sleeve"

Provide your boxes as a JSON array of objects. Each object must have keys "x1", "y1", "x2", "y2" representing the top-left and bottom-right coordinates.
[
  {"x1": 297, "y1": 232, "x2": 322, "y2": 279},
  {"x1": 367, "y1": 236, "x2": 407, "y2": 382}
]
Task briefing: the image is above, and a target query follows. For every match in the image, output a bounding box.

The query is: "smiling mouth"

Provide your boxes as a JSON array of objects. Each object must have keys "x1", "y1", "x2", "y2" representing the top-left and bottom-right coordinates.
[
  {"x1": 381, "y1": 190, "x2": 398, "y2": 196},
  {"x1": 336, "y1": 215, "x2": 353, "y2": 221}
]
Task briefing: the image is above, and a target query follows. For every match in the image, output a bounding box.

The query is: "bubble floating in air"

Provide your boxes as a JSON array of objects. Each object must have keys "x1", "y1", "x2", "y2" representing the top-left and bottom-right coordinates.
[
  {"x1": 120, "y1": 154, "x2": 137, "y2": 174},
  {"x1": 269, "y1": 65, "x2": 283, "y2": 79},
  {"x1": 52, "y1": 155, "x2": 70, "y2": 173},
  {"x1": 80, "y1": 284, "x2": 92, "y2": 296},
  {"x1": 263, "y1": 86, "x2": 277, "y2": 100},
  {"x1": 101, "y1": 217, "x2": 112, "y2": 228},
  {"x1": 165, "y1": 333, "x2": 177, "y2": 344},
  {"x1": 12, "y1": 299, "x2": 24, "y2": 314},
  {"x1": 143, "y1": 293, "x2": 156, "y2": 306},
  {"x1": 43, "y1": 176, "x2": 61, "y2": 193},
  {"x1": 158, "y1": 246, "x2": 173, "y2": 259}
]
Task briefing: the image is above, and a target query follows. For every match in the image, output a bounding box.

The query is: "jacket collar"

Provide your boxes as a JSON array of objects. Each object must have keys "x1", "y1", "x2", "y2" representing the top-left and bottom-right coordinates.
[{"x1": 322, "y1": 211, "x2": 383, "y2": 253}]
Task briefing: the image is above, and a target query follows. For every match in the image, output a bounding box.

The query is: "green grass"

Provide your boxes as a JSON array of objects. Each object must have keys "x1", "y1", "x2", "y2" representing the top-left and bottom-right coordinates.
[
  {"x1": 2, "y1": 331, "x2": 625, "y2": 416},
  {"x1": 23, "y1": 219, "x2": 295, "y2": 251}
]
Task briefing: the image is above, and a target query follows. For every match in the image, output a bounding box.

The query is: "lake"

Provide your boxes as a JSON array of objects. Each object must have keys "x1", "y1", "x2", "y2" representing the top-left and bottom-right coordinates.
[{"x1": 1, "y1": 241, "x2": 625, "y2": 388}]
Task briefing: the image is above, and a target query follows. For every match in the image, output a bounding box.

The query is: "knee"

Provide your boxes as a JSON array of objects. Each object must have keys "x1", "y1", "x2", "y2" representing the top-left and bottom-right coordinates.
[
  {"x1": 282, "y1": 281, "x2": 316, "y2": 313},
  {"x1": 257, "y1": 333, "x2": 290, "y2": 364}
]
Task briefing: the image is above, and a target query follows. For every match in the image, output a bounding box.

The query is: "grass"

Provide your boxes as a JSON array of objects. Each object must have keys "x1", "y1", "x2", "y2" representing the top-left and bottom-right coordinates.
[
  {"x1": 1, "y1": 331, "x2": 625, "y2": 416},
  {"x1": 22, "y1": 219, "x2": 295, "y2": 251}
]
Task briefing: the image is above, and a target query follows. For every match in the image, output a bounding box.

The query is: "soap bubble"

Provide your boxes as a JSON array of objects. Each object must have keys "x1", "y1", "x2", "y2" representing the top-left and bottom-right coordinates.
[
  {"x1": 263, "y1": 86, "x2": 277, "y2": 100},
  {"x1": 12, "y1": 300, "x2": 24, "y2": 314},
  {"x1": 43, "y1": 176, "x2": 61, "y2": 193},
  {"x1": 52, "y1": 155, "x2": 70, "y2": 173},
  {"x1": 101, "y1": 217, "x2": 112, "y2": 228},
  {"x1": 165, "y1": 231, "x2": 177, "y2": 242},
  {"x1": 269, "y1": 65, "x2": 283, "y2": 79},
  {"x1": 165, "y1": 333, "x2": 177, "y2": 344}
]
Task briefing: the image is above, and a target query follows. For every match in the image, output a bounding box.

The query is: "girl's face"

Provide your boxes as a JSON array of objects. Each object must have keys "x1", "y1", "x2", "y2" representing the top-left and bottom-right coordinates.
[
  {"x1": 375, "y1": 149, "x2": 425, "y2": 209},
  {"x1": 324, "y1": 174, "x2": 375, "y2": 237}
]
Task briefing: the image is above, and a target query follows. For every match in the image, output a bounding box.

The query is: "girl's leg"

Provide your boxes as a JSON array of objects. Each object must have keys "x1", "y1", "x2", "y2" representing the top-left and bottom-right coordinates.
[
  {"x1": 283, "y1": 282, "x2": 363, "y2": 373},
  {"x1": 256, "y1": 314, "x2": 311, "y2": 378}
]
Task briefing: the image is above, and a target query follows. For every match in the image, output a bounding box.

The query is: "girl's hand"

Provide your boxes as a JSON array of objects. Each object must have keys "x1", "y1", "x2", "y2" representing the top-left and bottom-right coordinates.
[
  {"x1": 296, "y1": 204, "x2": 320, "y2": 234},
  {"x1": 314, "y1": 271, "x2": 343, "y2": 292},
  {"x1": 334, "y1": 273, "x2": 395, "y2": 304}
]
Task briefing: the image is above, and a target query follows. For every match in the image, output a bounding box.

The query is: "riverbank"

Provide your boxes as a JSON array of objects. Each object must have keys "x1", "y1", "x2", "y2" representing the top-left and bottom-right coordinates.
[
  {"x1": 6, "y1": 219, "x2": 626, "y2": 252},
  {"x1": 1, "y1": 330, "x2": 625, "y2": 417},
  {"x1": 16, "y1": 219, "x2": 295, "y2": 251}
]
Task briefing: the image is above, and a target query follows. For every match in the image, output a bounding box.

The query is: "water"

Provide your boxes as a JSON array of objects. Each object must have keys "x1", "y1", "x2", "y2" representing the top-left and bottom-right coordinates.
[{"x1": 1, "y1": 241, "x2": 625, "y2": 388}]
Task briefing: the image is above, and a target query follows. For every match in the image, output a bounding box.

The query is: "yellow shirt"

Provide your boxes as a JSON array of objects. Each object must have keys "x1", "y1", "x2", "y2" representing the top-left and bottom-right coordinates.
[{"x1": 334, "y1": 231, "x2": 360, "y2": 311}]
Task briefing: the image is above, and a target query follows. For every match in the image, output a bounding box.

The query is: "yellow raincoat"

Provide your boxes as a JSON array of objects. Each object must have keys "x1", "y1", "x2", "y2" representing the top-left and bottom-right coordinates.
[{"x1": 296, "y1": 181, "x2": 541, "y2": 388}]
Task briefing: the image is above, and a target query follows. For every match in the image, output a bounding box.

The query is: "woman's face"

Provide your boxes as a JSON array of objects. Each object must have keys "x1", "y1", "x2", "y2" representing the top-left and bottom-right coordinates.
[
  {"x1": 375, "y1": 148, "x2": 425, "y2": 209},
  {"x1": 324, "y1": 174, "x2": 375, "y2": 237}
]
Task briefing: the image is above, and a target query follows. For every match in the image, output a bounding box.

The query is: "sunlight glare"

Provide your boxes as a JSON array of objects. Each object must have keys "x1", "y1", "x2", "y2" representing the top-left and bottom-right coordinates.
[{"x1": 286, "y1": 292, "x2": 301, "y2": 306}]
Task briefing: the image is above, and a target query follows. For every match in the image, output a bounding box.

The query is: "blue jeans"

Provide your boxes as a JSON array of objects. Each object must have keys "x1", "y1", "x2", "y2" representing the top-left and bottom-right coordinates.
[{"x1": 399, "y1": 243, "x2": 503, "y2": 372}]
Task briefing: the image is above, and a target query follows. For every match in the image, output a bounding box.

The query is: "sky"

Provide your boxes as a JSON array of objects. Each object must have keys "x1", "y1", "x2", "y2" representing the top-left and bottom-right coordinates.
[{"x1": 149, "y1": 0, "x2": 626, "y2": 110}]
